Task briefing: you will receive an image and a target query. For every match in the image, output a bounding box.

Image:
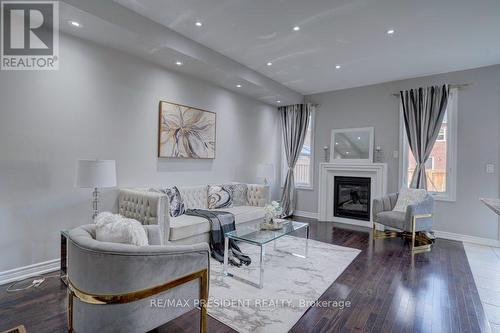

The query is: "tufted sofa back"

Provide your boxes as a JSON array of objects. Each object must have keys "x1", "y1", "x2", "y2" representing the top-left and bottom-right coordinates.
[
  {"x1": 117, "y1": 184, "x2": 269, "y2": 243},
  {"x1": 174, "y1": 184, "x2": 269, "y2": 208},
  {"x1": 178, "y1": 186, "x2": 208, "y2": 209},
  {"x1": 247, "y1": 184, "x2": 269, "y2": 207},
  {"x1": 118, "y1": 189, "x2": 169, "y2": 243},
  {"x1": 118, "y1": 189, "x2": 165, "y2": 225}
]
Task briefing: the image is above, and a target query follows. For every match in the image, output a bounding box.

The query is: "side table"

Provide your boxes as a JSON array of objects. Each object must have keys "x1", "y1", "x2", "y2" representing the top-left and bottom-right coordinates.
[{"x1": 60, "y1": 229, "x2": 69, "y2": 285}]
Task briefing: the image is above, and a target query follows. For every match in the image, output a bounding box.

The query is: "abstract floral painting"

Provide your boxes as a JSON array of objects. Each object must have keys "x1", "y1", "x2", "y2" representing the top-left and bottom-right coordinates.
[{"x1": 158, "y1": 101, "x2": 216, "y2": 158}]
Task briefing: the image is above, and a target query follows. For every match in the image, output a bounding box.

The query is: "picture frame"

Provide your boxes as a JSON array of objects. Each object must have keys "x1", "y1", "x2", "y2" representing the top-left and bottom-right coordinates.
[{"x1": 158, "y1": 100, "x2": 216, "y2": 159}]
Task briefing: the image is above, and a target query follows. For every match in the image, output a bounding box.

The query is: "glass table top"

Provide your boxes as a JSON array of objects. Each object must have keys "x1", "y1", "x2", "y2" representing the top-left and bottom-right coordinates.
[{"x1": 225, "y1": 221, "x2": 308, "y2": 245}]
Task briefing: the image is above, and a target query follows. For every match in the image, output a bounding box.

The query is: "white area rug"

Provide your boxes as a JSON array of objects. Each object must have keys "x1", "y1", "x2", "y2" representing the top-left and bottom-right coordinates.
[{"x1": 207, "y1": 236, "x2": 360, "y2": 333}]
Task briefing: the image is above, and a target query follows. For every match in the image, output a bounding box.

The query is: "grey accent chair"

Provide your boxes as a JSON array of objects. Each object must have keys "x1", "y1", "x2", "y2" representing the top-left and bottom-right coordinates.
[
  {"x1": 67, "y1": 224, "x2": 209, "y2": 333},
  {"x1": 372, "y1": 192, "x2": 434, "y2": 253}
]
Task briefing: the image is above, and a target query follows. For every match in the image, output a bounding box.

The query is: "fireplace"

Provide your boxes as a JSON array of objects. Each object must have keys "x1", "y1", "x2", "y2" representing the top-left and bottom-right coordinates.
[{"x1": 334, "y1": 176, "x2": 371, "y2": 221}]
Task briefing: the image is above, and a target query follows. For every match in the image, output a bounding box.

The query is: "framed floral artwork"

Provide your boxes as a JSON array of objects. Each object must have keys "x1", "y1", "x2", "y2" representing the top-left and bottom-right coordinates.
[{"x1": 158, "y1": 101, "x2": 216, "y2": 159}]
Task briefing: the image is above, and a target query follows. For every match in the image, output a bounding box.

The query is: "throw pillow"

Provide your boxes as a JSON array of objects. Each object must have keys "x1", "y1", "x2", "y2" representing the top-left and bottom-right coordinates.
[
  {"x1": 161, "y1": 186, "x2": 186, "y2": 217},
  {"x1": 95, "y1": 212, "x2": 149, "y2": 246},
  {"x1": 224, "y1": 183, "x2": 248, "y2": 206},
  {"x1": 392, "y1": 187, "x2": 428, "y2": 212},
  {"x1": 208, "y1": 185, "x2": 233, "y2": 209}
]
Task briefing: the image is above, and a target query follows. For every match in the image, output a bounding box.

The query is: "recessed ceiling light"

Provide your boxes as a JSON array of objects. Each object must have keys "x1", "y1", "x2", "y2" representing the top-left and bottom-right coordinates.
[
  {"x1": 386, "y1": 29, "x2": 395, "y2": 35},
  {"x1": 357, "y1": 136, "x2": 361, "y2": 140},
  {"x1": 267, "y1": 62, "x2": 273, "y2": 66},
  {"x1": 276, "y1": 100, "x2": 281, "y2": 103},
  {"x1": 195, "y1": 21, "x2": 202, "y2": 27},
  {"x1": 293, "y1": 26, "x2": 300, "y2": 31},
  {"x1": 69, "y1": 21, "x2": 81, "y2": 27},
  {"x1": 335, "y1": 142, "x2": 338, "y2": 145},
  {"x1": 175, "y1": 61, "x2": 183, "y2": 66},
  {"x1": 335, "y1": 65, "x2": 341, "y2": 69},
  {"x1": 346, "y1": 151, "x2": 350, "y2": 154},
  {"x1": 236, "y1": 84, "x2": 242, "y2": 88}
]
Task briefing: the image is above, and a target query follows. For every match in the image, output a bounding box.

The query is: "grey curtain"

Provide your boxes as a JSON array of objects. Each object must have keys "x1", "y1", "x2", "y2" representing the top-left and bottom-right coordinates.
[
  {"x1": 279, "y1": 103, "x2": 313, "y2": 217},
  {"x1": 400, "y1": 85, "x2": 449, "y2": 189}
]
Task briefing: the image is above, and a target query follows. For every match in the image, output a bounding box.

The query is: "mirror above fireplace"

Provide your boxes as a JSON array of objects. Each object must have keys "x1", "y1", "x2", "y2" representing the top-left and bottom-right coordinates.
[{"x1": 330, "y1": 127, "x2": 374, "y2": 164}]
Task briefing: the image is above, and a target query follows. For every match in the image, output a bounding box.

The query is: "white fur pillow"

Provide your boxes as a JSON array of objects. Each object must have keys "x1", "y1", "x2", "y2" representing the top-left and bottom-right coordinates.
[
  {"x1": 95, "y1": 212, "x2": 149, "y2": 246},
  {"x1": 392, "y1": 187, "x2": 427, "y2": 213}
]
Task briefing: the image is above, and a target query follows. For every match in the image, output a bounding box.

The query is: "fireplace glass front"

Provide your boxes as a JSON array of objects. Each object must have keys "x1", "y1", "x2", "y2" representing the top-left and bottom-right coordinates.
[{"x1": 334, "y1": 176, "x2": 371, "y2": 221}]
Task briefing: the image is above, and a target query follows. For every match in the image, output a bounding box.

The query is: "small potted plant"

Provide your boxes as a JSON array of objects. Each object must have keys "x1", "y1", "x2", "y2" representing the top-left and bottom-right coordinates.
[{"x1": 262, "y1": 201, "x2": 285, "y2": 230}]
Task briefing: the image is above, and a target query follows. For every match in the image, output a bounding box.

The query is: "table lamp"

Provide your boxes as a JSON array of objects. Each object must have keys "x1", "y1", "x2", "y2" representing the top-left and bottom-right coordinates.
[
  {"x1": 75, "y1": 159, "x2": 117, "y2": 220},
  {"x1": 257, "y1": 163, "x2": 274, "y2": 185}
]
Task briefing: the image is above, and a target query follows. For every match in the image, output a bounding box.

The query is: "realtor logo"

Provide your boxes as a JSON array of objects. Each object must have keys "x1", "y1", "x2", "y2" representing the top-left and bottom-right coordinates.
[{"x1": 1, "y1": 1, "x2": 59, "y2": 70}]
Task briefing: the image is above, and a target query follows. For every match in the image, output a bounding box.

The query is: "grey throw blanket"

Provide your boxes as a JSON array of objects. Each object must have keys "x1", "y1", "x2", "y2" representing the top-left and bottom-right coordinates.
[{"x1": 185, "y1": 209, "x2": 251, "y2": 267}]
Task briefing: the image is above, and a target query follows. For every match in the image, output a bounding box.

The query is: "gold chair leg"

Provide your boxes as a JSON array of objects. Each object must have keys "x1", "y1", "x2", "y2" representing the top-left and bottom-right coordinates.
[
  {"x1": 373, "y1": 216, "x2": 433, "y2": 254},
  {"x1": 68, "y1": 289, "x2": 74, "y2": 333},
  {"x1": 372, "y1": 222, "x2": 400, "y2": 239},
  {"x1": 411, "y1": 214, "x2": 433, "y2": 254},
  {"x1": 199, "y1": 269, "x2": 208, "y2": 333}
]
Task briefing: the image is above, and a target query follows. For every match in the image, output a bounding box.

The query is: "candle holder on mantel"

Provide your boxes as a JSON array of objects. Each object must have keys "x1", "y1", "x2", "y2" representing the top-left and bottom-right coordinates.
[
  {"x1": 323, "y1": 146, "x2": 329, "y2": 162},
  {"x1": 375, "y1": 146, "x2": 384, "y2": 163}
]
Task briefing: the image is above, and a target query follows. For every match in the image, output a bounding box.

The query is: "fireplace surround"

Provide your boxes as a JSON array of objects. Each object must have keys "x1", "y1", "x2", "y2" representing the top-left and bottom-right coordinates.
[{"x1": 318, "y1": 163, "x2": 387, "y2": 227}]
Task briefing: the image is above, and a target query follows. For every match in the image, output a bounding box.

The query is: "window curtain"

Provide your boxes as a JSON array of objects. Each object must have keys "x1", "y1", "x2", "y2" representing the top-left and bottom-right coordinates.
[
  {"x1": 400, "y1": 85, "x2": 449, "y2": 189},
  {"x1": 279, "y1": 103, "x2": 313, "y2": 217}
]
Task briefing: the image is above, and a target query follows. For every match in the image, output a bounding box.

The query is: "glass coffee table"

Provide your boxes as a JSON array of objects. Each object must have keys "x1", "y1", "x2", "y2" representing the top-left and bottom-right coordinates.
[{"x1": 223, "y1": 220, "x2": 309, "y2": 289}]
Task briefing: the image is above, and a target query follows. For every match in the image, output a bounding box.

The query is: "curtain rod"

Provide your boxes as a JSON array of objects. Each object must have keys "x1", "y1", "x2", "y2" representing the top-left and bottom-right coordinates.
[
  {"x1": 391, "y1": 83, "x2": 471, "y2": 97},
  {"x1": 279, "y1": 102, "x2": 320, "y2": 107}
]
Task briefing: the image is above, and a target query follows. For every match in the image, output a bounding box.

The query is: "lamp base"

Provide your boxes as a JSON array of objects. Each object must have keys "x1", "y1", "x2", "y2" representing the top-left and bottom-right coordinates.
[{"x1": 92, "y1": 188, "x2": 100, "y2": 221}]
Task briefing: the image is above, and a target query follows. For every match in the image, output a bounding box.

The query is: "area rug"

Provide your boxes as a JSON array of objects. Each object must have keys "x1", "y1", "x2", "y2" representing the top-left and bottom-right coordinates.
[
  {"x1": 0, "y1": 325, "x2": 26, "y2": 333},
  {"x1": 207, "y1": 236, "x2": 360, "y2": 333}
]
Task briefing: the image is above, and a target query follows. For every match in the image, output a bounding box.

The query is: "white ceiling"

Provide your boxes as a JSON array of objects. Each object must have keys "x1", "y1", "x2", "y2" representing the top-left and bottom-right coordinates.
[
  {"x1": 60, "y1": 0, "x2": 303, "y2": 106},
  {"x1": 114, "y1": 0, "x2": 500, "y2": 95}
]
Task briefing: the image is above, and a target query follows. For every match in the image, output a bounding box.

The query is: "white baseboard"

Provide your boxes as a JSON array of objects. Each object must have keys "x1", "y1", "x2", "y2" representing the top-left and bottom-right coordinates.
[
  {"x1": 0, "y1": 259, "x2": 60, "y2": 286},
  {"x1": 293, "y1": 210, "x2": 318, "y2": 219},
  {"x1": 331, "y1": 218, "x2": 371, "y2": 228},
  {"x1": 434, "y1": 230, "x2": 500, "y2": 248},
  {"x1": 293, "y1": 211, "x2": 371, "y2": 228}
]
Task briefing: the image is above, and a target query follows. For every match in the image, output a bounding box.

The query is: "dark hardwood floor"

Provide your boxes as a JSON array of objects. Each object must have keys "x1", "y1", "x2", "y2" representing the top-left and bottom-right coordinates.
[{"x1": 0, "y1": 218, "x2": 490, "y2": 333}]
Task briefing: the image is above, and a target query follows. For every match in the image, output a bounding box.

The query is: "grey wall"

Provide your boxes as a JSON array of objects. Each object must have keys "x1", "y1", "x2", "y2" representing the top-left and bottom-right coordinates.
[
  {"x1": 0, "y1": 34, "x2": 282, "y2": 272},
  {"x1": 298, "y1": 65, "x2": 500, "y2": 240}
]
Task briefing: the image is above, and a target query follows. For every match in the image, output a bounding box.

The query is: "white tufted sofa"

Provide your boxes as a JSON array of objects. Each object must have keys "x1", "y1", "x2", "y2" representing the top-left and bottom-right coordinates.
[{"x1": 117, "y1": 184, "x2": 270, "y2": 245}]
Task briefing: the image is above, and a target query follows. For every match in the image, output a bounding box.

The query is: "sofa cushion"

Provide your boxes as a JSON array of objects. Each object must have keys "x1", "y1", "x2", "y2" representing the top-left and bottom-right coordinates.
[
  {"x1": 224, "y1": 183, "x2": 249, "y2": 206},
  {"x1": 393, "y1": 187, "x2": 427, "y2": 212},
  {"x1": 207, "y1": 185, "x2": 233, "y2": 209},
  {"x1": 169, "y1": 206, "x2": 265, "y2": 241},
  {"x1": 161, "y1": 186, "x2": 186, "y2": 217},
  {"x1": 95, "y1": 212, "x2": 149, "y2": 246},
  {"x1": 169, "y1": 214, "x2": 210, "y2": 241},
  {"x1": 215, "y1": 206, "x2": 265, "y2": 223}
]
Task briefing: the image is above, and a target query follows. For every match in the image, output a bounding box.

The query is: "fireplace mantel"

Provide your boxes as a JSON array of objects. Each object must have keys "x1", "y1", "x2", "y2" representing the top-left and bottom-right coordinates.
[{"x1": 318, "y1": 162, "x2": 388, "y2": 227}]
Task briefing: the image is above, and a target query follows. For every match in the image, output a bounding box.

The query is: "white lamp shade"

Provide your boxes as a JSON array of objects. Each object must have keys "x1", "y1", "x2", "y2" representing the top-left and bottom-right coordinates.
[
  {"x1": 75, "y1": 160, "x2": 117, "y2": 188},
  {"x1": 257, "y1": 163, "x2": 274, "y2": 182}
]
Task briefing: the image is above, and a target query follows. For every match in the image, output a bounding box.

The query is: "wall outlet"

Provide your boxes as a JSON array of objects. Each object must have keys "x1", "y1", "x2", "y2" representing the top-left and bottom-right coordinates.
[
  {"x1": 486, "y1": 164, "x2": 495, "y2": 174},
  {"x1": 393, "y1": 150, "x2": 399, "y2": 159}
]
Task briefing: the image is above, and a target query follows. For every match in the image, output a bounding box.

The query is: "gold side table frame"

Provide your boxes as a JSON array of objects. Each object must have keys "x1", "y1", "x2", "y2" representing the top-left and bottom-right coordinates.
[
  {"x1": 372, "y1": 214, "x2": 434, "y2": 253},
  {"x1": 67, "y1": 269, "x2": 208, "y2": 333}
]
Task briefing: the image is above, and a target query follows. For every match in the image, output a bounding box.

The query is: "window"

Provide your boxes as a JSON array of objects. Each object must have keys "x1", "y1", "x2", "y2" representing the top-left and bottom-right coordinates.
[
  {"x1": 425, "y1": 157, "x2": 434, "y2": 170},
  {"x1": 282, "y1": 111, "x2": 315, "y2": 189},
  {"x1": 399, "y1": 88, "x2": 457, "y2": 201},
  {"x1": 436, "y1": 125, "x2": 447, "y2": 141}
]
